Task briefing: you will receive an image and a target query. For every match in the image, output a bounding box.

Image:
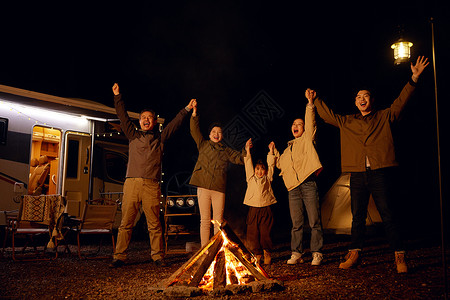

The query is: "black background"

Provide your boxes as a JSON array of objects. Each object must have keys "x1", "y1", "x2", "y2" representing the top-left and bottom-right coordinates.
[{"x1": 1, "y1": 1, "x2": 448, "y2": 238}]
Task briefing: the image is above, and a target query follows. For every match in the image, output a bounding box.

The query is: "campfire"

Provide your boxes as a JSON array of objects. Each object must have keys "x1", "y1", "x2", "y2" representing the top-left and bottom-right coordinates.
[{"x1": 160, "y1": 220, "x2": 270, "y2": 291}]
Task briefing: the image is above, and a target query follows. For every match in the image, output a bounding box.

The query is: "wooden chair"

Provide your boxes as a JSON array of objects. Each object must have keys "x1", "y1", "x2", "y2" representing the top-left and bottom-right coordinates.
[{"x1": 72, "y1": 203, "x2": 117, "y2": 259}]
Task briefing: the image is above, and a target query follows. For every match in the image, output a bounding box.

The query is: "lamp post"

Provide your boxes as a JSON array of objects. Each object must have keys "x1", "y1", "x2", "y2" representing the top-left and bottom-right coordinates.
[
  {"x1": 429, "y1": 17, "x2": 447, "y2": 300},
  {"x1": 392, "y1": 18, "x2": 447, "y2": 299}
]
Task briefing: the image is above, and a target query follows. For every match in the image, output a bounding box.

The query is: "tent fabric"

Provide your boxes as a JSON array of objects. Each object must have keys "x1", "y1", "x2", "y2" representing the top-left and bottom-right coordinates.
[{"x1": 321, "y1": 173, "x2": 382, "y2": 234}]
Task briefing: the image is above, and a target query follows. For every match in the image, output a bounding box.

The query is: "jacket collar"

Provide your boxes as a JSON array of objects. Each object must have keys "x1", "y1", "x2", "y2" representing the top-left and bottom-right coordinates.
[
  {"x1": 209, "y1": 140, "x2": 226, "y2": 150},
  {"x1": 287, "y1": 137, "x2": 300, "y2": 146}
]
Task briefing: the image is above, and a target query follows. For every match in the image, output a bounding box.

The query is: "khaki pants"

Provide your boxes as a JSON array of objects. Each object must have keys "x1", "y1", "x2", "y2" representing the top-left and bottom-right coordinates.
[
  {"x1": 114, "y1": 178, "x2": 163, "y2": 261},
  {"x1": 197, "y1": 187, "x2": 225, "y2": 246}
]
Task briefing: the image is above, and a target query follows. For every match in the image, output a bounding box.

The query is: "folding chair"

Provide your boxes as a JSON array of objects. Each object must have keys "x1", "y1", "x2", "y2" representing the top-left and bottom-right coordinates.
[
  {"x1": 2, "y1": 195, "x2": 66, "y2": 261},
  {"x1": 2, "y1": 207, "x2": 52, "y2": 261},
  {"x1": 73, "y1": 203, "x2": 117, "y2": 259}
]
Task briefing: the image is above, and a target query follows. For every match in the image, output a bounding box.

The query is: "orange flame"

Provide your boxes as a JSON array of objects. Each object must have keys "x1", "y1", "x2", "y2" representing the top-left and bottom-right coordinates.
[{"x1": 197, "y1": 225, "x2": 260, "y2": 290}]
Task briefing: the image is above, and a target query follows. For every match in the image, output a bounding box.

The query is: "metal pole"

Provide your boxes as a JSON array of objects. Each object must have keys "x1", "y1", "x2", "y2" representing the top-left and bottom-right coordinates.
[{"x1": 430, "y1": 17, "x2": 447, "y2": 300}]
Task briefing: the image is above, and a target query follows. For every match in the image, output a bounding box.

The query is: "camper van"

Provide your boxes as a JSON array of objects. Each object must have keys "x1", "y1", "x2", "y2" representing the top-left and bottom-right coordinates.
[{"x1": 0, "y1": 84, "x2": 161, "y2": 226}]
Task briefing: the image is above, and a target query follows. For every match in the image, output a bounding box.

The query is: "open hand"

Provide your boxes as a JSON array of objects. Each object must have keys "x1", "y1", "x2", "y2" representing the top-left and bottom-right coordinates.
[{"x1": 411, "y1": 56, "x2": 429, "y2": 78}]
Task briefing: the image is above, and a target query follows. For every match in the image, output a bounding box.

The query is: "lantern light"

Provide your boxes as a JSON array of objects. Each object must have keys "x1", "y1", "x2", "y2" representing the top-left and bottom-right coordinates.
[{"x1": 391, "y1": 39, "x2": 413, "y2": 65}]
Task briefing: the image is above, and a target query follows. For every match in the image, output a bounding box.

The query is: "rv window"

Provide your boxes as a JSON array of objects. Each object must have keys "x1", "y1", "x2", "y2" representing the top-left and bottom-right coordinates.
[
  {"x1": 67, "y1": 140, "x2": 79, "y2": 178},
  {"x1": 0, "y1": 118, "x2": 8, "y2": 145}
]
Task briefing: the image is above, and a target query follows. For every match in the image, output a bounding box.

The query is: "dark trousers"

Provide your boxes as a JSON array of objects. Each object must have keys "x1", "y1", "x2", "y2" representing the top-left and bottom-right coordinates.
[
  {"x1": 246, "y1": 206, "x2": 274, "y2": 255},
  {"x1": 350, "y1": 167, "x2": 403, "y2": 251}
]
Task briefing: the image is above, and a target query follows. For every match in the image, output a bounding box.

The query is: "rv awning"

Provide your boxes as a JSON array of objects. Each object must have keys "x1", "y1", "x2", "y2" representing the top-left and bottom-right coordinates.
[{"x1": 0, "y1": 84, "x2": 140, "y2": 121}]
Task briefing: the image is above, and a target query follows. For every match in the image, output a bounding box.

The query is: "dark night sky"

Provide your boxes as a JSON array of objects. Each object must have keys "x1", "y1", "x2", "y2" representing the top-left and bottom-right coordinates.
[{"x1": 1, "y1": 1, "x2": 449, "y2": 234}]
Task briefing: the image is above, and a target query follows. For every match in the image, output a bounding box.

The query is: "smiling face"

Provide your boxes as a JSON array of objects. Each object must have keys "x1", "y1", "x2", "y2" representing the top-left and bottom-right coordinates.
[
  {"x1": 209, "y1": 126, "x2": 223, "y2": 143},
  {"x1": 139, "y1": 111, "x2": 156, "y2": 131},
  {"x1": 255, "y1": 164, "x2": 267, "y2": 178},
  {"x1": 291, "y1": 119, "x2": 305, "y2": 138},
  {"x1": 355, "y1": 90, "x2": 373, "y2": 116}
]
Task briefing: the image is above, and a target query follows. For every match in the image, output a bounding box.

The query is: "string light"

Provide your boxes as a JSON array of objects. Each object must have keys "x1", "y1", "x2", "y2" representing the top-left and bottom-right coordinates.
[
  {"x1": 1, "y1": 100, "x2": 85, "y2": 127},
  {"x1": 95, "y1": 131, "x2": 123, "y2": 138},
  {"x1": 1, "y1": 101, "x2": 47, "y2": 125}
]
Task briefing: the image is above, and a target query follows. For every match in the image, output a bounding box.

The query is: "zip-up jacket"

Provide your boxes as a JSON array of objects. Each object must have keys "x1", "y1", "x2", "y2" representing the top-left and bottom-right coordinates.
[
  {"x1": 189, "y1": 115, "x2": 244, "y2": 193},
  {"x1": 243, "y1": 152, "x2": 277, "y2": 207},
  {"x1": 114, "y1": 94, "x2": 189, "y2": 180},
  {"x1": 274, "y1": 104, "x2": 323, "y2": 191},
  {"x1": 314, "y1": 79, "x2": 416, "y2": 172}
]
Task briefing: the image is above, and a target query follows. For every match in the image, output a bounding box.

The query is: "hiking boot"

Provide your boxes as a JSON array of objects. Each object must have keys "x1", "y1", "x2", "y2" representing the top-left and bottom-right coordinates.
[
  {"x1": 395, "y1": 251, "x2": 408, "y2": 274},
  {"x1": 109, "y1": 259, "x2": 125, "y2": 268},
  {"x1": 311, "y1": 252, "x2": 323, "y2": 266},
  {"x1": 155, "y1": 259, "x2": 168, "y2": 267},
  {"x1": 339, "y1": 250, "x2": 360, "y2": 269},
  {"x1": 263, "y1": 250, "x2": 272, "y2": 265},
  {"x1": 287, "y1": 252, "x2": 303, "y2": 264}
]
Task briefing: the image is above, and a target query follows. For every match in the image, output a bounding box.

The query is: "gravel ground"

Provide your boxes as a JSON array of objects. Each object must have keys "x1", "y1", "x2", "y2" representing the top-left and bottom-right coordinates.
[{"x1": 1, "y1": 230, "x2": 448, "y2": 299}]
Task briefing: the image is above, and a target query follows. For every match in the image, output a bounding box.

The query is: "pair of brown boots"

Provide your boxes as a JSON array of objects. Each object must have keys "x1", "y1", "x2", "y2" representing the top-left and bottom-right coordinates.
[
  {"x1": 339, "y1": 250, "x2": 408, "y2": 273},
  {"x1": 256, "y1": 250, "x2": 272, "y2": 265}
]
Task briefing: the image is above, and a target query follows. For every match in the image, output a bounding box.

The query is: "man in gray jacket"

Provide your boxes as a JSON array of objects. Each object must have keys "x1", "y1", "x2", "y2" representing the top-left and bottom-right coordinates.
[{"x1": 110, "y1": 83, "x2": 195, "y2": 268}]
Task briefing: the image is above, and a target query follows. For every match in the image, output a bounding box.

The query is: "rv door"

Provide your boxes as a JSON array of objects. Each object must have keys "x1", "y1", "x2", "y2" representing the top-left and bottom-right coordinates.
[{"x1": 62, "y1": 131, "x2": 91, "y2": 217}]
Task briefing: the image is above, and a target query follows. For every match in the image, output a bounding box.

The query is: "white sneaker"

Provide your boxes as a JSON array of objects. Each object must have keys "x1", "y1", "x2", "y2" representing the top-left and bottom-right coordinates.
[
  {"x1": 287, "y1": 252, "x2": 303, "y2": 264},
  {"x1": 311, "y1": 252, "x2": 323, "y2": 266}
]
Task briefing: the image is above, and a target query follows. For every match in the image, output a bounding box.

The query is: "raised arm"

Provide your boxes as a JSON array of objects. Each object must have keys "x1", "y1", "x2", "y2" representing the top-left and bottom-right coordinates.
[
  {"x1": 304, "y1": 89, "x2": 317, "y2": 141},
  {"x1": 390, "y1": 56, "x2": 429, "y2": 120},
  {"x1": 190, "y1": 100, "x2": 205, "y2": 147},
  {"x1": 112, "y1": 83, "x2": 138, "y2": 139},
  {"x1": 267, "y1": 142, "x2": 276, "y2": 181},
  {"x1": 269, "y1": 141, "x2": 281, "y2": 170},
  {"x1": 313, "y1": 93, "x2": 342, "y2": 128},
  {"x1": 160, "y1": 100, "x2": 191, "y2": 142},
  {"x1": 244, "y1": 138, "x2": 254, "y2": 181}
]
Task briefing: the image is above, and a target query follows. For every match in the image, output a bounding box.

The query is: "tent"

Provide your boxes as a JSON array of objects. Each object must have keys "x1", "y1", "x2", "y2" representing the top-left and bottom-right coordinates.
[{"x1": 321, "y1": 173, "x2": 382, "y2": 234}]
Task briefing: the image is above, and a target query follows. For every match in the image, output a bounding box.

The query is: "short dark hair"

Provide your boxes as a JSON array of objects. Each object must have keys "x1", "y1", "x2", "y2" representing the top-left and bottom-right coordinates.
[
  {"x1": 255, "y1": 159, "x2": 267, "y2": 170},
  {"x1": 354, "y1": 85, "x2": 375, "y2": 97},
  {"x1": 139, "y1": 109, "x2": 157, "y2": 120},
  {"x1": 208, "y1": 122, "x2": 222, "y2": 134}
]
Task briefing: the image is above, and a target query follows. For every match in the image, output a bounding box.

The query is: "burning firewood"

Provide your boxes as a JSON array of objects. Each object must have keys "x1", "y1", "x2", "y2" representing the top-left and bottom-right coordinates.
[{"x1": 159, "y1": 220, "x2": 270, "y2": 291}]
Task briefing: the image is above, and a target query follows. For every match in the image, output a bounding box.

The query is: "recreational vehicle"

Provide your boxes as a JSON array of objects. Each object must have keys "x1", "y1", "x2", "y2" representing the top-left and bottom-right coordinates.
[{"x1": 0, "y1": 84, "x2": 163, "y2": 226}]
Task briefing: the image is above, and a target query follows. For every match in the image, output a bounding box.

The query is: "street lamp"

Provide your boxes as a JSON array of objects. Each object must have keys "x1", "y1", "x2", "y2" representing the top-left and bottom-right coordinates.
[{"x1": 390, "y1": 38, "x2": 413, "y2": 65}]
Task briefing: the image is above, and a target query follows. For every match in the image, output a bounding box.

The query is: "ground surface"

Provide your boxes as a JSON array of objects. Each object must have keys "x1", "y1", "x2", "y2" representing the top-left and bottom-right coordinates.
[{"x1": 1, "y1": 230, "x2": 448, "y2": 299}]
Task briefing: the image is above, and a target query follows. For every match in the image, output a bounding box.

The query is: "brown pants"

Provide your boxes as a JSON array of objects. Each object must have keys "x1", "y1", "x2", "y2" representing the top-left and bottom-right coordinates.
[
  {"x1": 114, "y1": 178, "x2": 163, "y2": 261},
  {"x1": 246, "y1": 206, "x2": 274, "y2": 255}
]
